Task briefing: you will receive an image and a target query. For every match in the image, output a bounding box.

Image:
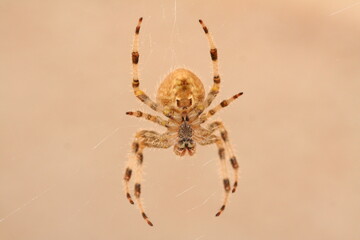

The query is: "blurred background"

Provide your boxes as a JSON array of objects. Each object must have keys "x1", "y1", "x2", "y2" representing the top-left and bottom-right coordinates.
[{"x1": 1, "y1": 0, "x2": 360, "y2": 239}]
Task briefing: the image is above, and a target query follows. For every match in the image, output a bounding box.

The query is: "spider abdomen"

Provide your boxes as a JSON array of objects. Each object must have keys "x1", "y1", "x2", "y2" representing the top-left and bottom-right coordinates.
[{"x1": 156, "y1": 68, "x2": 205, "y2": 110}]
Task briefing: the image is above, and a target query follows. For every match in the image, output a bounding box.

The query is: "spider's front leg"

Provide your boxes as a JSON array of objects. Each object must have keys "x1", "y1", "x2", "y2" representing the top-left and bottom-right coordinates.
[
  {"x1": 193, "y1": 130, "x2": 232, "y2": 217},
  {"x1": 123, "y1": 130, "x2": 174, "y2": 226},
  {"x1": 207, "y1": 121, "x2": 239, "y2": 193}
]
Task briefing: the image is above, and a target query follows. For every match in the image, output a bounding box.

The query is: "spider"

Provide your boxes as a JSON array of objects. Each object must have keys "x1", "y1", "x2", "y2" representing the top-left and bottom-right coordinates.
[{"x1": 123, "y1": 17, "x2": 243, "y2": 226}]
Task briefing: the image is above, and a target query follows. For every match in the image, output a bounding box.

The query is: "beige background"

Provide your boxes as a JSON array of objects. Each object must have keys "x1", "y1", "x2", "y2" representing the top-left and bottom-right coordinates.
[{"x1": 1, "y1": 0, "x2": 360, "y2": 239}]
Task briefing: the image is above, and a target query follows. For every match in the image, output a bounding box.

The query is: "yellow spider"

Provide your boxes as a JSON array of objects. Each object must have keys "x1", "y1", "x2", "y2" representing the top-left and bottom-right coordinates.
[{"x1": 124, "y1": 18, "x2": 243, "y2": 226}]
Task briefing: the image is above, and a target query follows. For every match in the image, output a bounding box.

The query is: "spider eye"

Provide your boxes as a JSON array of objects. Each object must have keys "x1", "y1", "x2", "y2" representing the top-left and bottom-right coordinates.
[{"x1": 176, "y1": 99, "x2": 181, "y2": 107}]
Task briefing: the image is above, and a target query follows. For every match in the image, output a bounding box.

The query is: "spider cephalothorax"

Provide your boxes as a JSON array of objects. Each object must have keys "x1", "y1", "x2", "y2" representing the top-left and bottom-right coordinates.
[
  {"x1": 124, "y1": 17, "x2": 243, "y2": 227},
  {"x1": 174, "y1": 118, "x2": 196, "y2": 156}
]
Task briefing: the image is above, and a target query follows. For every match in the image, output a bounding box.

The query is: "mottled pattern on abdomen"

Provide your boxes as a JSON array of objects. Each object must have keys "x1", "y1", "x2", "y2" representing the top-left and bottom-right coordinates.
[{"x1": 156, "y1": 68, "x2": 205, "y2": 108}]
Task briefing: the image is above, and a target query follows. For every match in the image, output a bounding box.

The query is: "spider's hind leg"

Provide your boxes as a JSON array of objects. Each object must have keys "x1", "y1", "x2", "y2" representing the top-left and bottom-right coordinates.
[
  {"x1": 197, "y1": 19, "x2": 221, "y2": 112},
  {"x1": 131, "y1": 18, "x2": 163, "y2": 114}
]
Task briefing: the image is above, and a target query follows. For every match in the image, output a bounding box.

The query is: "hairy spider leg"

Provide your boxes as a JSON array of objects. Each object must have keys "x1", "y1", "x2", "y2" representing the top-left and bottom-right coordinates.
[
  {"x1": 126, "y1": 111, "x2": 172, "y2": 128},
  {"x1": 194, "y1": 92, "x2": 243, "y2": 124},
  {"x1": 195, "y1": 19, "x2": 221, "y2": 115},
  {"x1": 131, "y1": 18, "x2": 162, "y2": 113},
  {"x1": 208, "y1": 122, "x2": 239, "y2": 193},
  {"x1": 123, "y1": 130, "x2": 174, "y2": 226},
  {"x1": 193, "y1": 132, "x2": 232, "y2": 216},
  {"x1": 214, "y1": 138, "x2": 232, "y2": 216}
]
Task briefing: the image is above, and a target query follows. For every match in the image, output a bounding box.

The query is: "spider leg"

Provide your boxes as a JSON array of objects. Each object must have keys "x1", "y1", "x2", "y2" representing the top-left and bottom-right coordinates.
[
  {"x1": 131, "y1": 18, "x2": 162, "y2": 113},
  {"x1": 123, "y1": 130, "x2": 174, "y2": 226},
  {"x1": 193, "y1": 133, "x2": 232, "y2": 217},
  {"x1": 196, "y1": 19, "x2": 221, "y2": 115},
  {"x1": 214, "y1": 138, "x2": 232, "y2": 216},
  {"x1": 208, "y1": 121, "x2": 239, "y2": 193},
  {"x1": 126, "y1": 111, "x2": 174, "y2": 128},
  {"x1": 194, "y1": 92, "x2": 243, "y2": 124}
]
